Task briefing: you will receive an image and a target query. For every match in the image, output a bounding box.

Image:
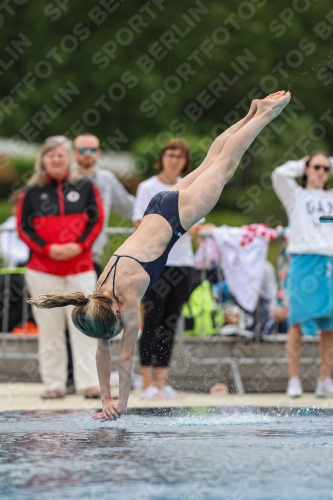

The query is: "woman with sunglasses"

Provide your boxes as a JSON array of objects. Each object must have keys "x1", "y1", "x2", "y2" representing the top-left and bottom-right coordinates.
[
  {"x1": 29, "y1": 91, "x2": 290, "y2": 420},
  {"x1": 272, "y1": 151, "x2": 333, "y2": 398}
]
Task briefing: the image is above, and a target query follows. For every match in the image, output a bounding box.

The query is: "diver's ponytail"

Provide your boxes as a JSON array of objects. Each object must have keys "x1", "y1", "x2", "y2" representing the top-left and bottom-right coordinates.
[
  {"x1": 27, "y1": 291, "x2": 118, "y2": 339},
  {"x1": 27, "y1": 292, "x2": 90, "y2": 309}
]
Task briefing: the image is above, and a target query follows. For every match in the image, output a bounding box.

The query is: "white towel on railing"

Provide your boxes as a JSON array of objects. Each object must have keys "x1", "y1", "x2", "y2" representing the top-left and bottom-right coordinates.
[{"x1": 194, "y1": 224, "x2": 278, "y2": 312}]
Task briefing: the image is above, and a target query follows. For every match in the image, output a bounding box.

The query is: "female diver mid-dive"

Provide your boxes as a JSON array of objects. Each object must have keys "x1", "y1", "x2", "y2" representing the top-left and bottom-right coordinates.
[{"x1": 29, "y1": 90, "x2": 291, "y2": 420}]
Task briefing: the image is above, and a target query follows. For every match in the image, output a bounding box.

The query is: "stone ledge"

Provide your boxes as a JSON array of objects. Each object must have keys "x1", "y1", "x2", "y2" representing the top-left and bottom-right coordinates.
[
  {"x1": 0, "y1": 334, "x2": 320, "y2": 393},
  {"x1": 0, "y1": 383, "x2": 332, "y2": 412}
]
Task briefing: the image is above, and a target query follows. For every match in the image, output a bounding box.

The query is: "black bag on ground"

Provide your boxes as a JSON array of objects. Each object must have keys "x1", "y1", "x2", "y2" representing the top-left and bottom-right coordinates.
[{"x1": 0, "y1": 274, "x2": 34, "y2": 332}]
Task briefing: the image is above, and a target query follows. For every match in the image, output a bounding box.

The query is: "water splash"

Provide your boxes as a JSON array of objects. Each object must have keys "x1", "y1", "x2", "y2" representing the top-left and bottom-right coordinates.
[
  {"x1": 287, "y1": 51, "x2": 333, "y2": 90},
  {"x1": 117, "y1": 413, "x2": 277, "y2": 428}
]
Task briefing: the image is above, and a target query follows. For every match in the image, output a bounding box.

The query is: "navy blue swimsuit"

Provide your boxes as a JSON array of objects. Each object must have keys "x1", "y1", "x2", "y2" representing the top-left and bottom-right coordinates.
[{"x1": 99, "y1": 191, "x2": 186, "y2": 297}]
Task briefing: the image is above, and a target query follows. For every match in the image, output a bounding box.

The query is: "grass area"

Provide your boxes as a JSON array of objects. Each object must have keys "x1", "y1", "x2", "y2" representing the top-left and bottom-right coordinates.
[
  {"x1": 0, "y1": 200, "x2": 12, "y2": 224},
  {"x1": 204, "y1": 209, "x2": 252, "y2": 227}
]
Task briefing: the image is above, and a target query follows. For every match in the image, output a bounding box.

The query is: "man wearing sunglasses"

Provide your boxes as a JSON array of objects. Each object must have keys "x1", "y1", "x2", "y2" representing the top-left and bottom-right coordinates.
[
  {"x1": 272, "y1": 151, "x2": 333, "y2": 399},
  {"x1": 73, "y1": 134, "x2": 134, "y2": 275}
]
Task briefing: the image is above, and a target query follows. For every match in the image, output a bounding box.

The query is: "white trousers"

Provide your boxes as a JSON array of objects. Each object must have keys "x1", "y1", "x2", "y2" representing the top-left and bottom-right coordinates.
[{"x1": 26, "y1": 270, "x2": 99, "y2": 392}]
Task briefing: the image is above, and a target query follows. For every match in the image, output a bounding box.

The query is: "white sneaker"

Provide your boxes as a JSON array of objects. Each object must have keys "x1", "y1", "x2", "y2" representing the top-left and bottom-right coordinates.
[
  {"x1": 160, "y1": 385, "x2": 184, "y2": 399},
  {"x1": 138, "y1": 385, "x2": 161, "y2": 400},
  {"x1": 286, "y1": 376, "x2": 303, "y2": 397},
  {"x1": 131, "y1": 374, "x2": 143, "y2": 391},
  {"x1": 315, "y1": 377, "x2": 333, "y2": 398}
]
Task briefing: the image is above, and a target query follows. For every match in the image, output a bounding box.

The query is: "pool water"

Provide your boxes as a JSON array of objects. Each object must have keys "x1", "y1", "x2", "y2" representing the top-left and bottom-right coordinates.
[{"x1": 1, "y1": 406, "x2": 333, "y2": 499}]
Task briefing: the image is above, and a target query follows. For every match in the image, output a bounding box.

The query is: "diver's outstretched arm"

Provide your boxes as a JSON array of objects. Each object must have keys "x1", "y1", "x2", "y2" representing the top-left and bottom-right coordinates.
[
  {"x1": 117, "y1": 297, "x2": 141, "y2": 413},
  {"x1": 93, "y1": 340, "x2": 122, "y2": 421}
]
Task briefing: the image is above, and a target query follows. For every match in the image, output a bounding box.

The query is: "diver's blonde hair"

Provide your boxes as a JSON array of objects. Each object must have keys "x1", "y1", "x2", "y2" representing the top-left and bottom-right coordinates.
[{"x1": 28, "y1": 292, "x2": 117, "y2": 339}]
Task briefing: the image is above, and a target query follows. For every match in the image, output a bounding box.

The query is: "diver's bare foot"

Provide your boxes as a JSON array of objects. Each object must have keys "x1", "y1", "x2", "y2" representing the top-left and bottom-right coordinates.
[
  {"x1": 249, "y1": 99, "x2": 259, "y2": 116},
  {"x1": 265, "y1": 90, "x2": 285, "y2": 99},
  {"x1": 256, "y1": 91, "x2": 291, "y2": 119},
  {"x1": 249, "y1": 91, "x2": 284, "y2": 116}
]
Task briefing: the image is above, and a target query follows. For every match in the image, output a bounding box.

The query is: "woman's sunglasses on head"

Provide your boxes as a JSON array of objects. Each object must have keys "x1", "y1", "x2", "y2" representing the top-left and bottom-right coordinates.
[{"x1": 76, "y1": 147, "x2": 99, "y2": 155}]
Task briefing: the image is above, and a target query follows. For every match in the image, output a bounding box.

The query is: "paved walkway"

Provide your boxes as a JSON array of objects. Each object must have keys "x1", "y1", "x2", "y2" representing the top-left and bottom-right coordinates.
[{"x1": 1, "y1": 383, "x2": 333, "y2": 411}]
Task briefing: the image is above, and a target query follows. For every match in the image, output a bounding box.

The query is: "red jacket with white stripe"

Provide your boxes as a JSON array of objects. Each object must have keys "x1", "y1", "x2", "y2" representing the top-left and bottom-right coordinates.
[{"x1": 17, "y1": 175, "x2": 104, "y2": 276}]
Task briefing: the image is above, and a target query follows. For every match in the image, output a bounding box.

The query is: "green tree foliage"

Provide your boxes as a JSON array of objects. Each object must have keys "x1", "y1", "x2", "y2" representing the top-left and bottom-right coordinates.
[{"x1": 1, "y1": 0, "x2": 333, "y2": 204}]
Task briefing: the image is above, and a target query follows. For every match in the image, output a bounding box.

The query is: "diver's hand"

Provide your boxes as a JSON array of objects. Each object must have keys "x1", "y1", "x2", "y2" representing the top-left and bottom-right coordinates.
[
  {"x1": 92, "y1": 398, "x2": 122, "y2": 422},
  {"x1": 119, "y1": 401, "x2": 128, "y2": 415}
]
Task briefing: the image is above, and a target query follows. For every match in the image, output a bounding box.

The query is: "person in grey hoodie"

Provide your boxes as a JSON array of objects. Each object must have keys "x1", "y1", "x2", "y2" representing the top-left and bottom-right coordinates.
[{"x1": 73, "y1": 133, "x2": 134, "y2": 274}]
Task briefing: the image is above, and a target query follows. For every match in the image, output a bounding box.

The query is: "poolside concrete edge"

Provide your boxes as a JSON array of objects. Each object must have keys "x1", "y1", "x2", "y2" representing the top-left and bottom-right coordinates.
[{"x1": 1, "y1": 383, "x2": 333, "y2": 411}]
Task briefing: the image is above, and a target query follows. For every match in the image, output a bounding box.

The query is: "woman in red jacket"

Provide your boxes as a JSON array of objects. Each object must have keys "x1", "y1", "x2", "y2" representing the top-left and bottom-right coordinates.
[{"x1": 18, "y1": 136, "x2": 104, "y2": 399}]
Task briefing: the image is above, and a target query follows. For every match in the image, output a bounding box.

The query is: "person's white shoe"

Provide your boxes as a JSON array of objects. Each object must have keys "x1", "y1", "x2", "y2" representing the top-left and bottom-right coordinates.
[
  {"x1": 315, "y1": 377, "x2": 333, "y2": 398},
  {"x1": 138, "y1": 385, "x2": 161, "y2": 400},
  {"x1": 160, "y1": 385, "x2": 184, "y2": 399},
  {"x1": 286, "y1": 376, "x2": 303, "y2": 397}
]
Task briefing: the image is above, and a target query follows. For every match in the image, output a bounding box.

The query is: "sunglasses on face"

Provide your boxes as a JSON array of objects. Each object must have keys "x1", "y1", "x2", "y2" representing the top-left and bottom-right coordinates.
[
  {"x1": 76, "y1": 147, "x2": 99, "y2": 154},
  {"x1": 313, "y1": 164, "x2": 330, "y2": 173}
]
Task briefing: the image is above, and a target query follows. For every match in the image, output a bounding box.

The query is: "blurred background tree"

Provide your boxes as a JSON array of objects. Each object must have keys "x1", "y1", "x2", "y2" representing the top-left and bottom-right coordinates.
[{"x1": 1, "y1": 0, "x2": 332, "y2": 228}]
